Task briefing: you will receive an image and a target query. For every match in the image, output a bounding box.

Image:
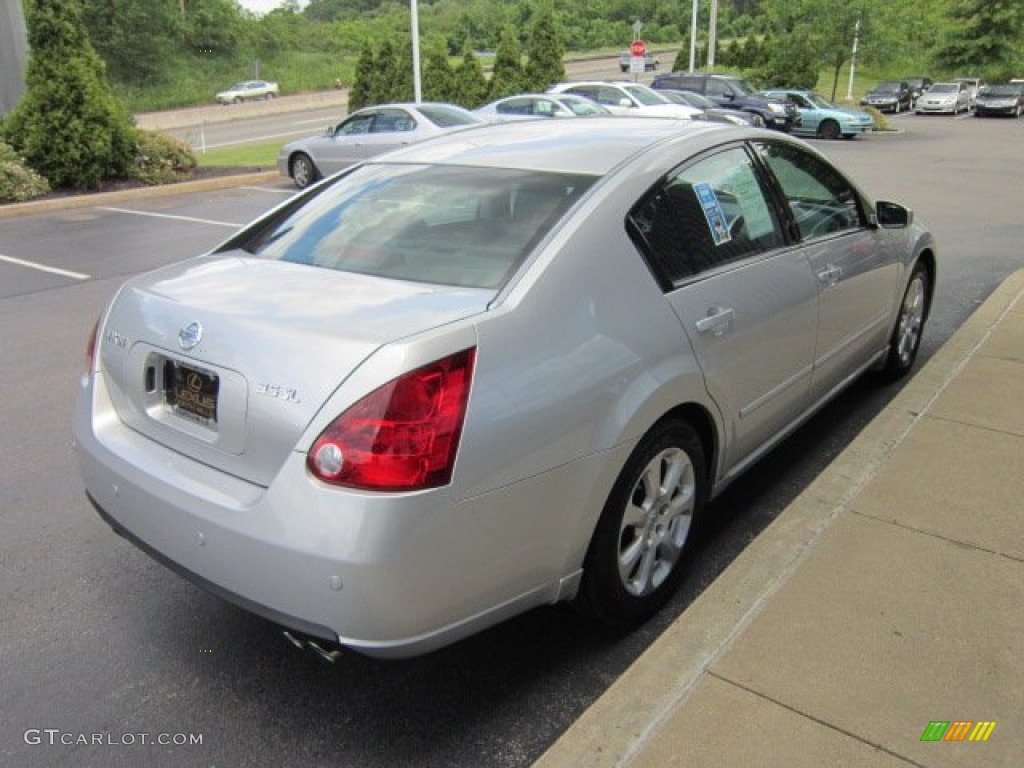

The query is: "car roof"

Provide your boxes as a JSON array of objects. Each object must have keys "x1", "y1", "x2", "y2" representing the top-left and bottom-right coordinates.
[{"x1": 370, "y1": 117, "x2": 730, "y2": 176}]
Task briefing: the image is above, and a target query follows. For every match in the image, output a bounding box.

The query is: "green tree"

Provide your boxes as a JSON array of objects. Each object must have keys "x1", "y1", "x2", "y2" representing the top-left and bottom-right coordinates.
[
  {"x1": 371, "y1": 40, "x2": 399, "y2": 104},
  {"x1": 488, "y1": 26, "x2": 525, "y2": 99},
  {"x1": 422, "y1": 49, "x2": 457, "y2": 103},
  {"x1": 524, "y1": 7, "x2": 565, "y2": 91},
  {"x1": 81, "y1": 0, "x2": 179, "y2": 86},
  {"x1": 5, "y1": 0, "x2": 136, "y2": 189},
  {"x1": 348, "y1": 46, "x2": 376, "y2": 109},
  {"x1": 933, "y1": 0, "x2": 1024, "y2": 77},
  {"x1": 392, "y1": 43, "x2": 416, "y2": 102},
  {"x1": 451, "y1": 49, "x2": 489, "y2": 108}
]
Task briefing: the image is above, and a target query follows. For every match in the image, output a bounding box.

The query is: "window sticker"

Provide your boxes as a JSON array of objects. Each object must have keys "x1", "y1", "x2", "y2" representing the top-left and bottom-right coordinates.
[
  {"x1": 729, "y1": 171, "x2": 774, "y2": 240},
  {"x1": 693, "y1": 181, "x2": 732, "y2": 245}
]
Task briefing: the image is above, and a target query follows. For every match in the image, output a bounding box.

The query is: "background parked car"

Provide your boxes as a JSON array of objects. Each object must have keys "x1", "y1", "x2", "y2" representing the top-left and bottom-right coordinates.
[
  {"x1": 761, "y1": 89, "x2": 874, "y2": 139},
  {"x1": 651, "y1": 72, "x2": 800, "y2": 131},
  {"x1": 215, "y1": 79, "x2": 279, "y2": 104},
  {"x1": 953, "y1": 77, "x2": 986, "y2": 109},
  {"x1": 902, "y1": 76, "x2": 933, "y2": 106},
  {"x1": 860, "y1": 81, "x2": 913, "y2": 113},
  {"x1": 76, "y1": 117, "x2": 935, "y2": 659},
  {"x1": 619, "y1": 51, "x2": 659, "y2": 72},
  {"x1": 546, "y1": 81, "x2": 701, "y2": 118},
  {"x1": 476, "y1": 93, "x2": 610, "y2": 121},
  {"x1": 915, "y1": 82, "x2": 970, "y2": 115},
  {"x1": 658, "y1": 89, "x2": 764, "y2": 126},
  {"x1": 277, "y1": 102, "x2": 486, "y2": 188},
  {"x1": 973, "y1": 83, "x2": 1024, "y2": 118}
]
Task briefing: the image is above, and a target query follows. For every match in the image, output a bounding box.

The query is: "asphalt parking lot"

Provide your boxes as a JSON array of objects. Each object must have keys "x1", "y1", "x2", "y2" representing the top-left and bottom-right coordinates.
[{"x1": 1, "y1": 111, "x2": 1022, "y2": 768}]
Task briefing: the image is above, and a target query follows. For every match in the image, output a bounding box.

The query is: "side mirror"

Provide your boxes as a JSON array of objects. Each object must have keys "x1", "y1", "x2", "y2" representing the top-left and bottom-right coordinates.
[
  {"x1": 874, "y1": 201, "x2": 912, "y2": 229},
  {"x1": 619, "y1": 98, "x2": 633, "y2": 108}
]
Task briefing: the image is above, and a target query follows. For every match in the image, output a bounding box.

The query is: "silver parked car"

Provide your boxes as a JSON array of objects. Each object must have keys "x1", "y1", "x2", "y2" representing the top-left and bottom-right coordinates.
[
  {"x1": 76, "y1": 119, "x2": 935, "y2": 659},
  {"x1": 915, "y1": 82, "x2": 971, "y2": 115},
  {"x1": 547, "y1": 81, "x2": 702, "y2": 118},
  {"x1": 476, "y1": 93, "x2": 611, "y2": 121},
  {"x1": 277, "y1": 102, "x2": 486, "y2": 188}
]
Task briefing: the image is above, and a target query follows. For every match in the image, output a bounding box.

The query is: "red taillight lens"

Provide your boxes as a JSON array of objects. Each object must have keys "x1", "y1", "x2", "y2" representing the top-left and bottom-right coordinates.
[
  {"x1": 308, "y1": 348, "x2": 476, "y2": 491},
  {"x1": 85, "y1": 319, "x2": 99, "y2": 373}
]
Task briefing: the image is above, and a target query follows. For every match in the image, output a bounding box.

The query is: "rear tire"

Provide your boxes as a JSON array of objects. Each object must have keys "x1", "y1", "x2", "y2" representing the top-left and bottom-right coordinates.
[
  {"x1": 575, "y1": 419, "x2": 705, "y2": 627},
  {"x1": 877, "y1": 261, "x2": 930, "y2": 383}
]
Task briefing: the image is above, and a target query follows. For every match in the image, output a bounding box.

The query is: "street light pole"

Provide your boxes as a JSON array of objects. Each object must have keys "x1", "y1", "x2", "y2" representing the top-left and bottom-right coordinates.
[
  {"x1": 689, "y1": 0, "x2": 698, "y2": 72},
  {"x1": 707, "y1": 0, "x2": 718, "y2": 70},
  {"x1": 410, "y1": 0, "x2": 422, "y2": 103},
  {"x1": 846, "y1": 16, "x2": 860, "y2": 102}
]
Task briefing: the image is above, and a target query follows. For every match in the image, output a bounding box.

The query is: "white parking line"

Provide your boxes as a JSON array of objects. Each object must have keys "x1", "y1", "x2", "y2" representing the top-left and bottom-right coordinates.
[
  {"x1": 240, "y1": 186, "x2": 294, "y2": 195},
  {"x1": 0, "y1": 253, "x2": 91, "y2": 280},
  {"x1": 98, "y1": 207, "x2": 241, "y2": 228}
]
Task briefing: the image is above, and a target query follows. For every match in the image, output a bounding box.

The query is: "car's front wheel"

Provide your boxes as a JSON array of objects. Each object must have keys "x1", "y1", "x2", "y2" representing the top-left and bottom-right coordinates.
[
  {"x1": 877, "y1": 261, "x2": 930, "y2": 382},
  {"x1": 817, "y1": 119, "x2": 841, "y2": 140},
  {"x1": 575, "y1": 418, "x2": 705, "y2": 627},
  {"x1": 290, "y1": 153, "x2": 318, "y2": 189}
]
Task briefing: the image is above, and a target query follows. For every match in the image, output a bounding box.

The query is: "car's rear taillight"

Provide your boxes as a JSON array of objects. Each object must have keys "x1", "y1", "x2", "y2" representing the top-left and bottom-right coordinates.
[
  {"x1": 308, "y1": 348, "x2": 476, "y2": 491},
  {"x1": 85, "y1": 319, "x2": 99, "y2": 374}
]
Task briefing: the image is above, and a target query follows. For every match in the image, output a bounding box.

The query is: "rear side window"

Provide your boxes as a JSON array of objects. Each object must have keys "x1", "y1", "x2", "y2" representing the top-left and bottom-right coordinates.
[
  {"x1": 754, "y1": 142, "x2": 865, "y2": 240},
  {"x1": 629, "y1": 145, "x2": 785, "y2": 285},
  {"x1": 239, "y1": 164, "x2": 595, "y2": 289}
]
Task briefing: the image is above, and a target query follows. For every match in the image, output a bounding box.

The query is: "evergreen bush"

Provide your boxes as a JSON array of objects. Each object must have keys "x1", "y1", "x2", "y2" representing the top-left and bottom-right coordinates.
[{"x1": 5, "y1": 0, "x2": 136, "y2": 190}]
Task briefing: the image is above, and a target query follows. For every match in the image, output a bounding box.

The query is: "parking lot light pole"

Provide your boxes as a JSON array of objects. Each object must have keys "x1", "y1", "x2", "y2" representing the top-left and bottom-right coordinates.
[
  {"x1": 411, "y1": 0, "x2": 422, "y2": 103},
  {"x1": 689, "y1": 0, "x2": 698, "y2": 71},
  {"x1": 846, "y1": 16, "x2": 861, "y2": 102}
]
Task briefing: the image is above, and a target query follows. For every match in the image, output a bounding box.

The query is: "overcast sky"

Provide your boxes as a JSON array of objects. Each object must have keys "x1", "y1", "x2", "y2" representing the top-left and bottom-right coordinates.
[{"x1": 237, "y1": 0, "x2": 305, "y2": 15}]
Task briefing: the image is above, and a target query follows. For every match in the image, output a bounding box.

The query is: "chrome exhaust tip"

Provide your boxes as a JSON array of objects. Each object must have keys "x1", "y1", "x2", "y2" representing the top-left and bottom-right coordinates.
[{"x1": 282, "y1": 630, "x2": 344, "y2": 663}]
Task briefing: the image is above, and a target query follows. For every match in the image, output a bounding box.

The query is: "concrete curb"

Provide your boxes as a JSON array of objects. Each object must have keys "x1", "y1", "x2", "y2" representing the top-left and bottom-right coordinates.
[
  {"x1": 534, "y1": 268, "x2": 1024, "y2": 768},
  {"x1": 0, "y1": 171, "x2": 281, "y2": 221}
]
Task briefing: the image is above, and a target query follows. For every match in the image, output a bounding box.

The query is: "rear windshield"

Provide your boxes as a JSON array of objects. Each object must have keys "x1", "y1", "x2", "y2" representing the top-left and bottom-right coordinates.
[
  {"x1": 237, "y1": 164, "x2": 595, "y2": 289},
  {"x1": 416, "y1": 105, "x2": 484, "y2": 127}
]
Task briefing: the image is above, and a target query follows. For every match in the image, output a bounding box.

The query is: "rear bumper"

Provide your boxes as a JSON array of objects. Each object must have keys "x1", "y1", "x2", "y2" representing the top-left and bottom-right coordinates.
[{"x1": 73, "y1": 372, "x2": 573, "y2": 658}]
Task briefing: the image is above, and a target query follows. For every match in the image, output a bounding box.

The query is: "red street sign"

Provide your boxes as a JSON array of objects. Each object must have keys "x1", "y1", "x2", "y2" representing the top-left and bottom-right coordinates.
[{"x1": 630, "y1": 40, "x2": 646, "y2": 57}]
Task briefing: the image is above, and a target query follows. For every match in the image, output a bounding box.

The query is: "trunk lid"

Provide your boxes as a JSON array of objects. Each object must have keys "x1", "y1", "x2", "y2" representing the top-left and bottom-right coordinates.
[{"x1": 99, "y1": 254, "x2": 491, "y2": 486}]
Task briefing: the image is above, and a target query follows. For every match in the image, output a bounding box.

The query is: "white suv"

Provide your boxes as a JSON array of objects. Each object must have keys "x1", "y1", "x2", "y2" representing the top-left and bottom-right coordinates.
[{"x1": 547, "y1": 81, "x2": 701, "y2": 119}]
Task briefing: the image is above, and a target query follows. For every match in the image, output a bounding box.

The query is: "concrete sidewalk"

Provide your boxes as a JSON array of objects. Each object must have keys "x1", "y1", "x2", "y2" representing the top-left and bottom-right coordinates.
[{"x1": 537, "y1": 269, "x2": 1024, "y2": 767}]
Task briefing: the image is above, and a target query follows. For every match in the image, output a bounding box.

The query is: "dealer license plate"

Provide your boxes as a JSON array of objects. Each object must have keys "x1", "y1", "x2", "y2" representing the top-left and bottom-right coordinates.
[{"x1": 165, "y1": 360, "x2": 219, "y2": 426}]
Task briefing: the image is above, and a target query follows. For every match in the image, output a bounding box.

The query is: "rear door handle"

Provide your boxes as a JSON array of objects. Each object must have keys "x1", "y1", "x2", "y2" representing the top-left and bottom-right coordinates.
[{"x1": 696, "y1": 306, "x2": 735, "y2": 336}]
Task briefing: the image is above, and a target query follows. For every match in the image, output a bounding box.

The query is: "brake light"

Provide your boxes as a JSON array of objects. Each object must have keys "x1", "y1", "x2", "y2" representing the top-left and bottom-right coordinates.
[
  {"x1": 308, "y1": 348, "x2": 476, "y2": 491},
  {"x1": 85, "y1": 319, "x2": 99, "y2": 373}
]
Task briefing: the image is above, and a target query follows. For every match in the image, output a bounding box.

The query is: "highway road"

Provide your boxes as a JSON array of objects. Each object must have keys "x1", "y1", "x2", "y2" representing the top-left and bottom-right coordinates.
[{"x1": 2, "y1": 113, "x2": 1022, "y2": 767}]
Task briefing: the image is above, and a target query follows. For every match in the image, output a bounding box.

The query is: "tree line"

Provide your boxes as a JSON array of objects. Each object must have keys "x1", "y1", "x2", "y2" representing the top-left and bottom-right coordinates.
[{"x1": 69, "y1": 0, "x2": 1024, "y2": 110}]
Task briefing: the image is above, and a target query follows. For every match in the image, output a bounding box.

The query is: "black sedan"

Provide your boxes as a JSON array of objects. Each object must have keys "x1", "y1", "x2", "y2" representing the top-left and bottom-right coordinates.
[{"x1": 974, "y1": 83, "x2": 1024, "y2": 118}]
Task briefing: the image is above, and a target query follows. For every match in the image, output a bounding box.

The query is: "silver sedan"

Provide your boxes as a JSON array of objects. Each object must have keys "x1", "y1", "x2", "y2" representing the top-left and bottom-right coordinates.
[
  {"x1": 277, "y1": 102, "x2": 486, "y2": 188},
  {"x1": 476, "y1": 93, "x2": 611, "y2": 121},
  {"x1": 76, "y1": 119, "x2": 935, "y2": 659}
]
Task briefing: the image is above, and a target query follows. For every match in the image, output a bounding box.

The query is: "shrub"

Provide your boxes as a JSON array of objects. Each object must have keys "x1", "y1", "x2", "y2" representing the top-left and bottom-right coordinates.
[
  {"x1": 5, "y1": 0, "x2": 136, "y2": 190},
  {"x1": 130, "y1": 131, "x2": 197, "y2": 185},
  {"x1": 0, "y1": 141, "x2": 51, "y2": 203}
]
